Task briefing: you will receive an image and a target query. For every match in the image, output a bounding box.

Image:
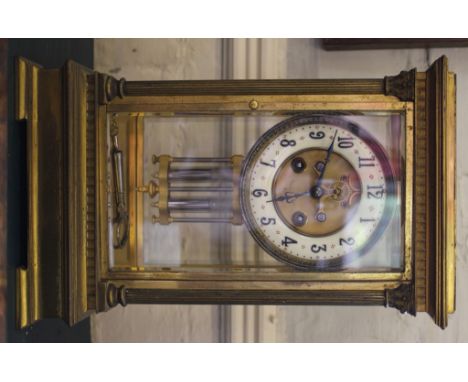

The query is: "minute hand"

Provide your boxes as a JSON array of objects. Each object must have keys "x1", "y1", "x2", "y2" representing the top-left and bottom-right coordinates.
[
  {"x1": 267, "y1": 191, "x2": 310, "y2": 204},
  {"x1": 316, "y1": 129, "x2": 338, "y2": 187}
]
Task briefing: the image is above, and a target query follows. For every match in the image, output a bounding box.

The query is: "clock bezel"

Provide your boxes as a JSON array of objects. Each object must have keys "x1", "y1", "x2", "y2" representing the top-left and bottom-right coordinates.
[{"x1": 239, "y1": 114, "x2": 398, "y2": 271}]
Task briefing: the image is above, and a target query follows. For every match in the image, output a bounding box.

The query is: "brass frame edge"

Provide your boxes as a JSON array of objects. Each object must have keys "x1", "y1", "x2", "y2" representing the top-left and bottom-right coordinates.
[
  {"x1": 126, "y1": 113, "x2": 145, "y2": 268},
  {"x1": 404, "y1": 102, "x2": 414, "y2": 283},
  {"x1": 136, "y1": 115, "x2": 145, "y2": 267},
  {"x1": 16, "y1": 57, "x2": 41, "y2": 329},
  {"x1": 65, "y1": 60, "x2": 95, "y2": 325},
  {"x1": 445, "y1": 72, "x2": 456, "y2": 315},
  {"x1": 16, "y1": 268, "x2": 29, "y2": 329},
  {"x1": 101, "y1": 100, "x2": 412, "y2": 286},
  {"x1": 425, "y1": 55, "x2": 456, "y2": 329},
  {"x1": 105, "y1": 269, "x2": 407, "y2": 282}
]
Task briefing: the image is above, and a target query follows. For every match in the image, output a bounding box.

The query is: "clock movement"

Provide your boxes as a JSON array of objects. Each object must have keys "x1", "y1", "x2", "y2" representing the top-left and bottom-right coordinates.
[{"x1": 15, "y1": 55, "x2": 456, "y2": 329}]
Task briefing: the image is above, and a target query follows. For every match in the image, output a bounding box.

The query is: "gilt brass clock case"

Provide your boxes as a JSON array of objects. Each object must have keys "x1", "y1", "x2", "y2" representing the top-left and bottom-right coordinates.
[{"x1": 15, "y1": 55, "x2": 456, "y2": 330}]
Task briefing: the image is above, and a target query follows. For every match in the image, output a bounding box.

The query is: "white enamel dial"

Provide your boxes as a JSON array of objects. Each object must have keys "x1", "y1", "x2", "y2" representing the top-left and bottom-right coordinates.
[{"x1": 240, "y1": 115, "x2": 396, "y2": 270}]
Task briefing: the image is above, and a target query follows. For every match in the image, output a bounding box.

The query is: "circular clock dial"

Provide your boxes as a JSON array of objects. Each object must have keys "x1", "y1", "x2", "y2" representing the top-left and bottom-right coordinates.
[{"x1": 240, "y1": 114, "x2": 396, "y2": 270}]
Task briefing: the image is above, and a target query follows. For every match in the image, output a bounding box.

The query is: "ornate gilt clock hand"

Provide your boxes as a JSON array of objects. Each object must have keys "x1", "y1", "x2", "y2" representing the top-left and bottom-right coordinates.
[
  {"x1": 318, "y1": 129, "x2": 338, "y2": 182},
  {"x1": 311, "y1": 130, "x2": 338, "y2": 199},
  {"x1": 267, "y1": 191, "x2": 310, "y2": 204}
]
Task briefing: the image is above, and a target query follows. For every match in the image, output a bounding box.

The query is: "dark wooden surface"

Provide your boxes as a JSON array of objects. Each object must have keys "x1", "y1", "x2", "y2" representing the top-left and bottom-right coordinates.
[
  {"x1": 322, "y1": 38, "x2": 468, "y2": 51},
  {"x1": 5, "y1": 39, "x2": 93, "y2": 342},
  {"x1": 0, "y1": 39, "x2": 7, "y2": 342}
]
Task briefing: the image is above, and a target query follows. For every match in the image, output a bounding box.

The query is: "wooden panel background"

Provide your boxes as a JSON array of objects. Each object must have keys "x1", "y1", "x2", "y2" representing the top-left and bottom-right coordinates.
[{"x1": 322, "y1": 38, "x2": 468, "y2": 51}]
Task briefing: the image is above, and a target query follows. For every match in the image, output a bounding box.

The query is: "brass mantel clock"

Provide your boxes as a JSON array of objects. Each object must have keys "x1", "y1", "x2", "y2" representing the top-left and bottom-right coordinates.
[{"x1": 16, "y1": 55, "x2": 456, "y2": 329}]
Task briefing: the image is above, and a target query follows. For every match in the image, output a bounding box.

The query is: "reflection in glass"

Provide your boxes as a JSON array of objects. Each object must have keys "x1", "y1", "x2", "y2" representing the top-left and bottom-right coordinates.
[{"x1": 106, "y1": 112, "x2": 404, "y2": 273}]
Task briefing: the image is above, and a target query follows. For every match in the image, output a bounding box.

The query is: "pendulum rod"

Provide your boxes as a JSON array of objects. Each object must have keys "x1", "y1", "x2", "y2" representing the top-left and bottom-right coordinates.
[{"x1": 137, "y1": 154, "x2": 244, "y2": 225}]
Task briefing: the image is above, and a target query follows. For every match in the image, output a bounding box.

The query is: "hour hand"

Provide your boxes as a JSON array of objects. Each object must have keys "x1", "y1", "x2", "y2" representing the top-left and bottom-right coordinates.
[{"x1": 267, "y1": 191, "x2": 309, "y2": 204}]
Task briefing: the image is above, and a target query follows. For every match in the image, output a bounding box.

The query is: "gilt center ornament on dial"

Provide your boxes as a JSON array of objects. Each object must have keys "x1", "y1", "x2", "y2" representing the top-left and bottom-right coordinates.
[{"x1": 240, "y1": 115, "x2": 396, "y2": 270}]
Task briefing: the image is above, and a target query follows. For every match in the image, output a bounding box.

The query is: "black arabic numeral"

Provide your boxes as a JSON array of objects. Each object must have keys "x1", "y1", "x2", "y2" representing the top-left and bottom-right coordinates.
[
  {"x1": 309, "y1": 131, "x2": 325, "y2": 140},
  {"x1": 367, "y1": 185, "x2": 385, "y2": 199},
  {"x1": 260, "y1": 217, "x2": 276, "y2": 225},
  {"x1": 280, "y1": 139, "x2": 296, "y2": 147},
  {"x1": 337, "y1": 136, "x2": 354, "y2": 148},
  {"x1": 252, "y1": 189, "x2": 268, "y2": 197},
  {"x1": 281, "y1": 236, "x2": 297, "y2": 247},
  {"x1": 339, "y1": 237, "x2": 355, "y2": 246},
  {"x1": 311, "y1": 244, "x2": 327, "y2": 253}
]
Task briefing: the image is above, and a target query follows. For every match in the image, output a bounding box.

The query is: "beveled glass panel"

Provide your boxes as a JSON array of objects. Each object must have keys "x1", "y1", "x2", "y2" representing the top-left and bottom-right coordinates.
[{"x1": 106, "y1": 110, "x2": 405, "y2": 274}]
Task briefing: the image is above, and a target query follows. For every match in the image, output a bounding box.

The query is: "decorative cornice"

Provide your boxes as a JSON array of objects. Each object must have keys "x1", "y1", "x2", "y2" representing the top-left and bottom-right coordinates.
[
  {"x1": 384, "y1": 69, "x2": 416, "y2": 101},
  {"x1": 386, "y1": 283, "x2": 415, "y2": 315}
]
